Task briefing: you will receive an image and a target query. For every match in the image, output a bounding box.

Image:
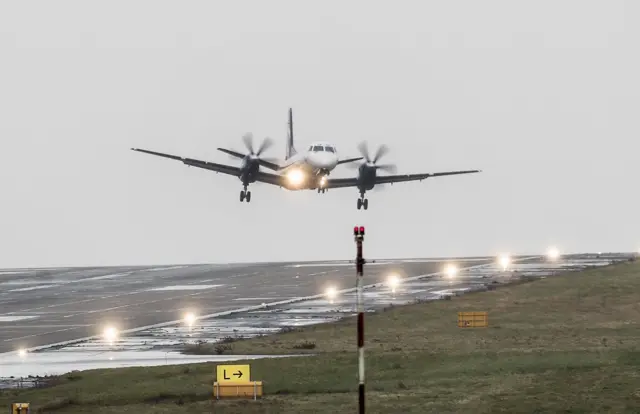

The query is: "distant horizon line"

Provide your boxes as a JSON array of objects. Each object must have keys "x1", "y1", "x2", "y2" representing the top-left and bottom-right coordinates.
[{"x1": 1, "y1": 251, "x2": 633, "y2": 271}]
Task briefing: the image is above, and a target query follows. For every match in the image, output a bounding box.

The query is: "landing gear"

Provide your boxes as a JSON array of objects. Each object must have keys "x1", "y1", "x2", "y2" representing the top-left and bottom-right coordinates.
[
  {"x1": 357, "y1": 197, "x2": 368, "y2": 210},
  {"x1": 240, "y1": 186, "x2": 251, "y2": 202},
  {"x1": 317, "y1": 188, "x2": 327, "y2": 194}
]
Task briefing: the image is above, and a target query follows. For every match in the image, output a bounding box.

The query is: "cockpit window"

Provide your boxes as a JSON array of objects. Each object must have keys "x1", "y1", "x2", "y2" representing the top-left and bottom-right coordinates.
[
  {"x1": 324, "y1": 146, "x2": 335, "y2": 153},
  {"x1": 313, "y1": 145, "x2": 324, "y2": 152}
]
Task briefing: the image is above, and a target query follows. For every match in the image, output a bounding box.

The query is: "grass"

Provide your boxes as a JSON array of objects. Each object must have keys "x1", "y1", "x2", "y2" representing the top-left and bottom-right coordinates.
[{"x1": 2, "y1": 258, "x2": 640, "y2": 413}]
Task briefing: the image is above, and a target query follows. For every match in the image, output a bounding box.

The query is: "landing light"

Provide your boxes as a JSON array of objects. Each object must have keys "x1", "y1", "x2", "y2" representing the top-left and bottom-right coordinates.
[
  {"x1": 18, "y1": 348, "x2": 27, "y2": 358},
  {"x1": 286, "y1": 169, "x2": 305, "y2": 186},
  {"x1": 320, "y1": 176, "x2": 327, "y2": 187},
  {"x1": 499, "y1": 254, "x2": 511, "y2": 271}
]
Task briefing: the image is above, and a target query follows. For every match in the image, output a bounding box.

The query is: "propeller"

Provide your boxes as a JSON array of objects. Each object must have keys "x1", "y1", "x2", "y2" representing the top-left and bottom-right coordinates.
[
  {"x1": 242, "y1": 132, "x2": 274, "y2": 158},
  {"x1": 221, "y1": 132, "x2": 279, "y2": 164},
  {"x1": 348, "y1": 141, "x2": 397, "y2": 174}
]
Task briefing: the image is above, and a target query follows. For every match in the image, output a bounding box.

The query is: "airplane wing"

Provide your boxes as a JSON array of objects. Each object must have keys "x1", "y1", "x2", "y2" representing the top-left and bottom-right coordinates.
[
  {"x1": 131, "y1": 148, "x2": 284, "y2": 186},
  {"x1": 216, "y1": 148, "x2": 281, "y2": 171},
  {"x1": 325, "y1": 169, "x2": 481, "y2": 189},
  {"x1": 336, "y1": 157, "x2": 364, "y2": 165}
]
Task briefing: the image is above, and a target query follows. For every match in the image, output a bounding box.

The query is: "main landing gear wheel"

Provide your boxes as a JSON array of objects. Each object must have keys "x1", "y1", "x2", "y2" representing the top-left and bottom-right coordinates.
[
  {"x1": 357, "y1": 198, "x2": 369, "y2": 210},
  {"x1": 240, "y1": 190, "x2": 252, "y2": 202}
]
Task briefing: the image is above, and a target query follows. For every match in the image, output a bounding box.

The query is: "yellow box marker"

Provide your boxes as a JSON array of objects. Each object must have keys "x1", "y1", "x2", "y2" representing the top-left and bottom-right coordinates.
[
  {"x1": 213, "y1": 381, "x2": 263, "y2": 400},
  {"x1": 458, "y1": 311, "x2": 488, "y2": 328},
  {"x1": 11, "y1": 403, "x2": 30, "y2": 413}
]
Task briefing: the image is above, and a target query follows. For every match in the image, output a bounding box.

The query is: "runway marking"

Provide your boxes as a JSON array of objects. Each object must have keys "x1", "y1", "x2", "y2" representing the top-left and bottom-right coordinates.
[
  {"x1": 0, "y1": 316, "x2": 38, "y2": 322},
  {"x1": 4, "y1": 325, "x2": 90, "y2": 329},
  {"x1": 147, "y1": 284, "x2": 223, "y2": 291},
  {"x1": 7, "y1": 284, "x2": 59, "y2": 292},
  {"x1": 4, "y1": 327, "x2": 82, "y2": 342}
]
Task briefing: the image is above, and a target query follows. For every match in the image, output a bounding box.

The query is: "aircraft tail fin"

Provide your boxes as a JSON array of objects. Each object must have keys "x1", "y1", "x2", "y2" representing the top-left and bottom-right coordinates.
[{"x1": 285, "y1": 108, "x2": 296, "y2": 159}]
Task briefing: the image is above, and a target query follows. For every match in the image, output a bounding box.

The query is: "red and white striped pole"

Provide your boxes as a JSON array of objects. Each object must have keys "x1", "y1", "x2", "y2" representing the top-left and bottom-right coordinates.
[{"x1": 353, "y1": 225, "x2": 365, "y2": 414}]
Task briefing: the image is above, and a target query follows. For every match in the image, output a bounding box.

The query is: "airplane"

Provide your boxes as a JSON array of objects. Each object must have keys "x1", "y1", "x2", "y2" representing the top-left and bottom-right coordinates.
[{"x1": 131, "y1": 108, "x2": 481, "y2": 209}]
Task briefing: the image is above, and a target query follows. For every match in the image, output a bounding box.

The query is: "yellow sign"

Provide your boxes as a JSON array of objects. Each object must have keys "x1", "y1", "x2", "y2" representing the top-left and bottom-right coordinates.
[
  {"x1": 214, "y1": 381, "x2": 263, "y2": 399},
  {"x1": 12, "y1": 403, "x2": 30, "y2": 413},
  {"x1": 458, "y1": 311, "x2": 488, "y2": 328},
  {"x1": 216, "y1": 364, "x2": 251, "y2": 383}
]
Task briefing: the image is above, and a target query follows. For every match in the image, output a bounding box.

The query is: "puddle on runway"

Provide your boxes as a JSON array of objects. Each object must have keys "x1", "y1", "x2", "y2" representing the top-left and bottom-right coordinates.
[{"x1": 0, "y1": 350, "x2": 305, "y2": 378}]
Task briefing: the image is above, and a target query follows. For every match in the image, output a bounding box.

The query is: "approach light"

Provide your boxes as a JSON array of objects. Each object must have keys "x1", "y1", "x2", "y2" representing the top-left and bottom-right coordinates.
[
  {"x1": 184, "y1": 312, "x2": 196, "y2": 327},
  {"x1": 547, "y1": 247, "x2": 560, "y2": 261},
  {"x1": 103, "y1": 326, "x2": 118, "y2": 344},
  {"x1": 445, "y1": 264, "x2": 458, "y2": 279},
  {"x1": 325, "y1": 286, "x2": 337, "y2": 302},
  {"x1": 499, "y1": 254, "x2": 511, "y2": 271},
  {"x1": 286, "y1": 169, "x2": 305, "y2": 186}
]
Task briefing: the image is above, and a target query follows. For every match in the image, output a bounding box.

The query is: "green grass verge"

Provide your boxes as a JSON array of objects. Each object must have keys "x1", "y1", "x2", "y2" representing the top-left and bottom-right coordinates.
[{"x1": 2, "y1": 259, "x2": 640, "y2": 413}]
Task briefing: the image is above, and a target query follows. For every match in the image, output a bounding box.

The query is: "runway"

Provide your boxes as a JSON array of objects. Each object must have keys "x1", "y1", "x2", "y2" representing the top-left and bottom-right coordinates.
[
  {"x1": 0, "y1": 253, "x2": 629, "y2": 380},
  {"x1": 0, "y1": 259, "x2": 488, "y2": 354}
]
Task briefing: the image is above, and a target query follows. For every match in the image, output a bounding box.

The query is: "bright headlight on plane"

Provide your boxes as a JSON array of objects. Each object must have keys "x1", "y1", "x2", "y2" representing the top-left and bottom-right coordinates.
[
  {"x1": 499, "y1": 254, "x2": 511, "y2": 271},
  {"x1": 287, "y1": 169, "x2": 305, "y2": 186},
  {"x1": 18, "y1": 348, "x2": 27, "y2": 358},
  {"x1": 184, "y1": 312, "x2": 196, "y2": 327},
  {"x1": 320, "y1": 176, "x2": 327, "y2": 187},
  {"x1": 103, "y1": 326, "x2": 118, "y2": 344},
  {"x1": 547, "y1": 246, "x2": 560, "y2": 261},
  {"x1": 445, "y1": 264, "x2": 458, "y2": 279}
]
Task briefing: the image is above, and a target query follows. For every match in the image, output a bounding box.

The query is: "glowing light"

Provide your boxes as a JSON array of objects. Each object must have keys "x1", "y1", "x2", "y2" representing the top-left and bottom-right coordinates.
[
  {"x1": 18, "y1": 348, "x2": 27, "y2": 358},
  {"x1": 547, "y1": 246, "x2": 560, "y2": 261},
  {"x1": 445, "y1": 264, "x2": 458, "y2": 278},
  {"x1": 499, "y1": 254, "x2": 511, "y2": 271},
  {"x1": 320, "y1": 176, "x2": 327, "y2": 187},
  {"x1": 325, "y1": 286, "x2": 337, "y2": 303},
  {"x1": 387, "y1": 274, "x2": 400, "y2": 293},
  {"x1": 286, "y1": 169, "x2": 305, "y2": 186},
  {"x1": 103, "y1": 326, "x2": 118, "y2": 344},
  {"x1": 184, "y1": 312, "x2": 196, "y2": 327}
]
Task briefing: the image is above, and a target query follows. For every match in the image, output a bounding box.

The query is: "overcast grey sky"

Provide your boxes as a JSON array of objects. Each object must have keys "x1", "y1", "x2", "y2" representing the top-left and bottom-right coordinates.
[{"x1": 0, "y1": 1, "x2": 637, "y2": 267}]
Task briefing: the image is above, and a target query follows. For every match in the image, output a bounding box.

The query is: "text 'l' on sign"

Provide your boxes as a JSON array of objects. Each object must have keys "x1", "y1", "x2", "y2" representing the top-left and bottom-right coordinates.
[{"x1": 216, "y1": 364, "x2": 251, "y2": 383}]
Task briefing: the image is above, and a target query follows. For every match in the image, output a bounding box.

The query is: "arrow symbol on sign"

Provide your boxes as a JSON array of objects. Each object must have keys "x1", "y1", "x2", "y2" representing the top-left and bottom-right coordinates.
[{"x1": 233, "y1": 370, "x2": 243, "y2": 378}]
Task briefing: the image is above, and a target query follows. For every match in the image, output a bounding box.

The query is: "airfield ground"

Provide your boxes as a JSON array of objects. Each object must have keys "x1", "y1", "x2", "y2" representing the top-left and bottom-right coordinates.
[{"x1": 1, "y1": 258, "x2": 639, "y2": 413}]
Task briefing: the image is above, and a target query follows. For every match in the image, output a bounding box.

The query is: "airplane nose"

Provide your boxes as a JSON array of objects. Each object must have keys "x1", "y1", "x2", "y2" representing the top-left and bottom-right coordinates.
[{"x1": 319, "y1": 154, "x2": 337, "y2": 169}]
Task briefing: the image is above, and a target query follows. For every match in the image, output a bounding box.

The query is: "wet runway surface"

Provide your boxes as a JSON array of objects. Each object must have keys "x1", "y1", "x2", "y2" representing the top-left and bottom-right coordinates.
[
  {"x1": 0, "y1": 259, "x2": 489, "y2": 353},
  {"x1": 0, "y1": 253, "x2": 631, "y2": 380}
]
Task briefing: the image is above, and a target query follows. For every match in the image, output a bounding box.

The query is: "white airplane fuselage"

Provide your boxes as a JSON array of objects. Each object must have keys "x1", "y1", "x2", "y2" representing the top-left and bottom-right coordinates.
[{"x1": 278, "y1": 141, "x2": 339, "y2": 190}]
